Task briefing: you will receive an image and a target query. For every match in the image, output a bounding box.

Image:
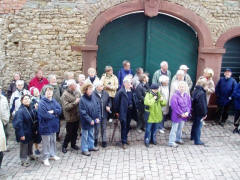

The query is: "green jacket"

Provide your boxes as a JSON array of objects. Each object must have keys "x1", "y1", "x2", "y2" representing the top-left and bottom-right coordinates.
[{"x1": 144, "y1": 91, "x2": 166, "y2": 123}]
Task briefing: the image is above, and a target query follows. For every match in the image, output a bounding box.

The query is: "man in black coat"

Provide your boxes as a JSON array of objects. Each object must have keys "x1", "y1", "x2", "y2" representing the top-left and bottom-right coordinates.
[
  {"x1": 114, "y1": 77, "x2": 138, "y2": 149},
  {"x1": 191, "y1": 78, "x2": 208, "y2": 145},
  {"x1": 92, "y1": 81, "x2": 112, "y2": 148}
]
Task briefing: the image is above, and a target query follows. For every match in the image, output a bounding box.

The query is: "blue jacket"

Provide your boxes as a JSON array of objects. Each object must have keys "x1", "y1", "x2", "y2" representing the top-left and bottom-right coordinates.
[
  {"x1": 117, "y1": 68, "x2": 134, "y2": 88},
  {"x1": 233, "y1": 83, "x2": 240, "y2": 110},
  {"x1": 79, "y1": 94, "x2": 101, "y2": 130},
  {"x1": 192, "y1": 86, "x2": 208, "y2": 118},
  {"x1": 12, "y1": 104, "x2": 36, "y2": 144},
  {"x1": 114, "y1": 87, "x2": 138, "y2": 122},
  {"x1": 215, "y1": 77, "x2": 237, "y2": 106},
  {"x1": 38, "y1": 97, "x2": 62, "y2": 135}
]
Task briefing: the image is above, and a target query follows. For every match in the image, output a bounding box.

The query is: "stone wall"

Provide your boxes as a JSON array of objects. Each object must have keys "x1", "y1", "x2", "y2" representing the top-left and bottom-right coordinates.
[{"x1": 0, "y1": 0, "x2": 240, "y2": 89}]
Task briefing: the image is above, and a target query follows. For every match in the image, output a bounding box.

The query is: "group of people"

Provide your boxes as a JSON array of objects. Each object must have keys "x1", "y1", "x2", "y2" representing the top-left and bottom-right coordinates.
[{"x1": 0, "y1": 59, "x2": 239, "y2": 173}]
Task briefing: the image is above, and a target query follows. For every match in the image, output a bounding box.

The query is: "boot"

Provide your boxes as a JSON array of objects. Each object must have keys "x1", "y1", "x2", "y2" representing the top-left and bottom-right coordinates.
[
  {"x1": 94, "y1": 139, "x2": 98, "y2": 147},
  {"x1": 0, "y1": 152, "x2": 3, "y2": 169}
]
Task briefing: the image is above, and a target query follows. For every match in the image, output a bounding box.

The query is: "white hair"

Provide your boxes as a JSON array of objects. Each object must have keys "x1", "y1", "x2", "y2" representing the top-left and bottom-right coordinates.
[
  {"x1": 177, "y1": 81, "x2": 188, "y2": 91},
  {"x1": 95, "y1": 80, "x2": 103, "y2": 88},
  {"x1": 160, "y1": 61, "x2": 168, "y2": 68},
  {"x1": 123, "y1": 76, "x2": 132, "y2": 84},
  {"x1": 16, "y1": 80, "x2": 24, "y2": 86},
  {"x1": 48, "y1": 74, "x2": 56, "y2": 81},
  {"x1": 159, "y1": 75, "x2": 169, "y2": 83},
  {"x1": 176, "y1": 70, "x2": 185, "y2": 76},
  {"x1": 66, "y1": 79, "x2": 76, "y2": 86},
  {"x1": 78, "y1": 74, "x2": 85, "y2": 79}
]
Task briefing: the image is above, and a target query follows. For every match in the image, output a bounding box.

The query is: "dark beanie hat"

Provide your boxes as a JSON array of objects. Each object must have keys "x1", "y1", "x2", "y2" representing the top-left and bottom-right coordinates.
[{"x1": 150, "y1": 83, "x2": 159, "y2": 90}]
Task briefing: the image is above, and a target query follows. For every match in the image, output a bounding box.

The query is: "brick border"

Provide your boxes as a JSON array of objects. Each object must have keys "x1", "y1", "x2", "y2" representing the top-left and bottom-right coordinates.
[{"x1": 216, "y1": 27, "x2": 240, "y2": 48}]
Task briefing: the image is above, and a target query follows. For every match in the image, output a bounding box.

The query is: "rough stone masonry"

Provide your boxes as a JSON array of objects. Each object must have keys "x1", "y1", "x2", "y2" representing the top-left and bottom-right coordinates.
[{"x1": 0, "y1": 0, "x2": 240, "y2": 89}]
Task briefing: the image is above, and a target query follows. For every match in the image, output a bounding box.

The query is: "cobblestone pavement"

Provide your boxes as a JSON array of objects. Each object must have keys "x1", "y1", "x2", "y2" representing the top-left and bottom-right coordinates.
[{"x1": 1, "y1": 116, "x2": 240, "y2": 180}]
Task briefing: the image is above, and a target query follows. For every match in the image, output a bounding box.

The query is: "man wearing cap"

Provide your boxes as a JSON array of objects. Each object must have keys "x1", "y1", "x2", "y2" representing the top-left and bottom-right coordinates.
[
  {"x1": 215, "y1": 68, "x2": 237, "y2": 126},
  {"x1": 152, "y1": 61, "x2": 171, "y2": 86},
  {"x1": 172, "y1": 65, "x2": 193, "y2": 90},
  {"x1": 61, "y1": 79, "x2": 80, "y2": 153},
  {"x1": 144, "y1": 84, "x2": 166, "y2": 147}
]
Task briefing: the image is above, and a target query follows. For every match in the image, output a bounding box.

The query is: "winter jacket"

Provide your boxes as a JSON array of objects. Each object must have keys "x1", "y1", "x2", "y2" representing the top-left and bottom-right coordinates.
[
  {"x1": 170, "y1": 90, "x2": 191, "y2": 123},
  {"x1": 0, "y1": 120, "x2": 6, "y2": 152},
  {"x1": 10, "y1": 89, "x2": 31, "y2": 116},
  {"x1": 117, "y1": 68, "x2": 134, "y2": 88},
  {"x1": 92, "y1": 90, "x2": 111, "y2": 120},
  {"x1": 12, "y1": 104, "x2": 36, "y2": 143},
  {"x1": 169, "y1": 80, "x2": 190, "y2": 106},
  {"x1": 233, "y1": 83, "x2": 240, "y2": 110},
  {"x1": 7, "y1": 80, "x2": 28, "y2": 100},
  {"x1": 114, "y1": 87, "x2": 138, "y2": 122},
  {"x1": 192, "y1": 85, "x2": 208, "y2": 118},
  {"x1": 0, "y1": 94, "x2": 10, "y2": 126},
  {"x1": 159, "y1": 85, "x2": 170, "y2": 115},
  {"x1": 215, "y1": 77, "x2": 237, "y2": 106},
  {"x1": 61, "y1": 89, "x2": 80, "y2": 122},
  {"x1": 101, "y1": 73, "x2": 118, "y2": 98},
  {"x1": 41, "y1": 84, "x2": 61, "y2": 105},
  {"x1": 29, "y1": 76, "x2": 49, "y2": 92},
  {"x1": 152, "y1": 69, "x2": 171, "y2": 85},
  {"x1": 38, "y1": 97, "x2": 62, "y2": 135},
  {"x1": 172, "y1": 73, "x2": 193, "y2": 90},
  {"x1": 85, "y1": 76, "x2": 100, "y2": 90},
  {"x1": 144, "y1": 91, "x2": 166, "y2": 123},
  {"x1": 79, "y1": 94, "x2": 101, "y2": 130},
  {"x1": 135, "y1": 82, "x2": 149, "y2": 112}
]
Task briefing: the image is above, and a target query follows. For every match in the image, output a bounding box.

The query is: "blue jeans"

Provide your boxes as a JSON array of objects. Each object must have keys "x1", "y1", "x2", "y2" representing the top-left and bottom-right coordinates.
[
  {"x1": 81, "y1": 127, "x2": 94, "y2": 152},
  {"x1": 191, "y1": 116, "x2": 203, "y2": 144},
  {"x1": 144, "y1": 123, "x2": 159, "y2": 145},
  {"x1": 159, "y1": 115, "x2": 166, "y2": 130},
  {"x1": 169, "y1": 121, "x2": 185, "y2": 145}
]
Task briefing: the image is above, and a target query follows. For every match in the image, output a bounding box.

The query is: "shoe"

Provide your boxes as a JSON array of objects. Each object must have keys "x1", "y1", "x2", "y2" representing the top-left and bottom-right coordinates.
[
  {"x1": 136, "y1": 129, "x2": 142, "y2": 133},
  {"x1": 21, "y1": 161, "x2": 31, "y2": 167},
  {"x1": 126, "y1": 141, "x2": 130, "y2": 145},
  {"x1": 71, "y1": 145, "x2": 79, "y2": 151},
  {"x1": 219, "y1": 122, "x2": 225, "y2": 127},
  {"x1": 29, "y1": 155, "x2": 37, "y2": 161},
  {"x1": 89, "y1": 147, "x2": 99, "y2": 151},
  {"x1": 94, "y1": 140, "x2": 98, "y2": 147},
  {"x1": 233, "y1": 128, "x2": 239, "y2": 134},
  {"x1": 122, "y1": 144, "x2": 127, "y2": 149},
  {"x1": 35, "y1": 149, "x2": 41, "y2": 155},
  {"x1": 102, "y1": 142, "x2": 107, "y2": 148},
  {"x1": 82, "y1": 151, "x2": 91, "y2": 156},
  {"x1": 159, "y1": 129, "x2": 165, "y2": 134},
  {"x1": 169, "y1": 143, "x2": 178, "y2": 148},
  {"x1": 109, "y1": 119, "x2": 113, "y2": 123},
  {"x1": 145, "y1": 143, "x2": 149, "y2": 148},
  {"x1": 176, "y1": 140, "x2": 184, "y2": 145},
  {"x1": 56, "y1": 136, "x2": 61, "y2": 142},
  {"x1": 62, "y1": 147, "x2": 67, "y2": 154},
  {"x1": 195, "y1": 141, "x2": 205, "y2": 145},
  {"x1": 49, "y1": 156, "x2": 60, "y2": 161},
  {"x1": 42, "y1": 159, "x2": 50, "y2": 166}
]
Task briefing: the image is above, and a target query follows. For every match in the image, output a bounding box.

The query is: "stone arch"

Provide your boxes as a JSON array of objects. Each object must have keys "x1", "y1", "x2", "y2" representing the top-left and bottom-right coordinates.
[
  {"x1": 72, "y1": 0, "x2": 214, "y2": 74},
  {"x1": 216, "y1": 27, "x2": 240, "y2": 48}
]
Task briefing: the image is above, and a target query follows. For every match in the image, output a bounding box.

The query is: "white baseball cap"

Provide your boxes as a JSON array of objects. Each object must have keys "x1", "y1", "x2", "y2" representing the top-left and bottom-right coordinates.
[{"x1": 179, "y1": 65, "x2": 189, "y2": 70}]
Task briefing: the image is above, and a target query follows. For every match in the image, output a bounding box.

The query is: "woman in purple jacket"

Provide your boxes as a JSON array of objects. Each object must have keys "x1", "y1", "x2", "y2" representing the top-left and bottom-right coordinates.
[{"x1": 169, "y1": 81, "x2": 191, "y2": 147}]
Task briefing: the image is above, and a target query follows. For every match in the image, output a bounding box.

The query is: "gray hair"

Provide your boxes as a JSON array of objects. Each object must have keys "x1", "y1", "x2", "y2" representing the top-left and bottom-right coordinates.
[
  {"x1": 95, "y1": 80, "x2": 103, "y2": 88},
  {"x1": 16, "y1": 80, "x2": 24, "y2": 86},
  {"x1": 78, "y1": 74, "x2": 85, "y2": 79},
  {"x1": 122, "y1": 60, "x2": 130, "y2": 66},
  {"x1": 48, "y1": 74, "x2": 56, "y2": 81},
  {"x1": 123, "y1": 76, "x2": 132, "y2": 84},
  {"x1": 67, "y1": 79, "x2": 77, "y2": 87},
  {"x1": 160, "y1": 61, "x2": 168, "y2": 68},
  {"x1": 105, "y1": 66, "x2": 113, "y2": 72}
]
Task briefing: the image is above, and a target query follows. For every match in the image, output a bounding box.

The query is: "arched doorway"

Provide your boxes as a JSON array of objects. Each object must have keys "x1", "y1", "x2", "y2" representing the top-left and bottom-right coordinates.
[
  {"x1": 97, "y1": 12, "x2": 199, "y2": 82},
  {"x1": 221, "y1": 37, "x2": 240, "y2": 81}
]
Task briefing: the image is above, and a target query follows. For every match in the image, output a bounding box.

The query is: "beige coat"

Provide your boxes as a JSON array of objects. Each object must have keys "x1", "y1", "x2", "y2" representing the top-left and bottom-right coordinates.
[
  {"x1": 199, "y1": 76, "x2": 215, "y2": 104},
  {"x1": 0, "y1": 120, "x2": 7, "y2": 152},
  {"x1": 0, "y1": 94, "x2": 10, "y2": 125},
  {"x1": 101, "y1": 73, "x2": 118, "y2": 98}
]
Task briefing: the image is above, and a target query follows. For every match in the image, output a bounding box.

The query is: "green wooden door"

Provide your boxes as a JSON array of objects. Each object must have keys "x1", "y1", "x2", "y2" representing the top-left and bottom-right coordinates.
[
  {"x1": 145, "y1": 14, "x2": 199, "y2": 82},
  {"x1": 221, "y1": 37, "x2": 240, "y2": 82},
  {"x1": 97, "y1": 13, "x2": 147, "y2": 76},
  {"x1": 97, "y1": 13, "x2": 199, "y2": 82}
]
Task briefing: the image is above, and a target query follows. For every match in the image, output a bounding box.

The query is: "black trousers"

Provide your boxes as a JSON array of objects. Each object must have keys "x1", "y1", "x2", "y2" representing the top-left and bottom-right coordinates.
[
  {"x1": 234, "y1": 110, "x2": 240, "y2": 127},
  {"x1": 216, "y1": 104, "x2": 230, "y2": 124},
  {"x1": 120, "y1": 109, "x2": 132, "y2": 144},
  {"x1": 0, "y1": 152, "x2": 3, "y2": 168},
  {"x1": 63, "y1": 121, "x2": 79, "y2": 148}
]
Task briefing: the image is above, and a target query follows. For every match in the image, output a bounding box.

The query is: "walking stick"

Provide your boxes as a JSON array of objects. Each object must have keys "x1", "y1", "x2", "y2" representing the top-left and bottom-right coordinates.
[{"x1": 111, "y1": 113, "x2": 119, "y2": 144}]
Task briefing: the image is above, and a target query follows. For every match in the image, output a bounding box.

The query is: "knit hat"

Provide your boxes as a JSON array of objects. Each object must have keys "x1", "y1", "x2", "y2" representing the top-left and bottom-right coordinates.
[{"x1": 150, "y1": 83, "x2": 159, "y2": 90}]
